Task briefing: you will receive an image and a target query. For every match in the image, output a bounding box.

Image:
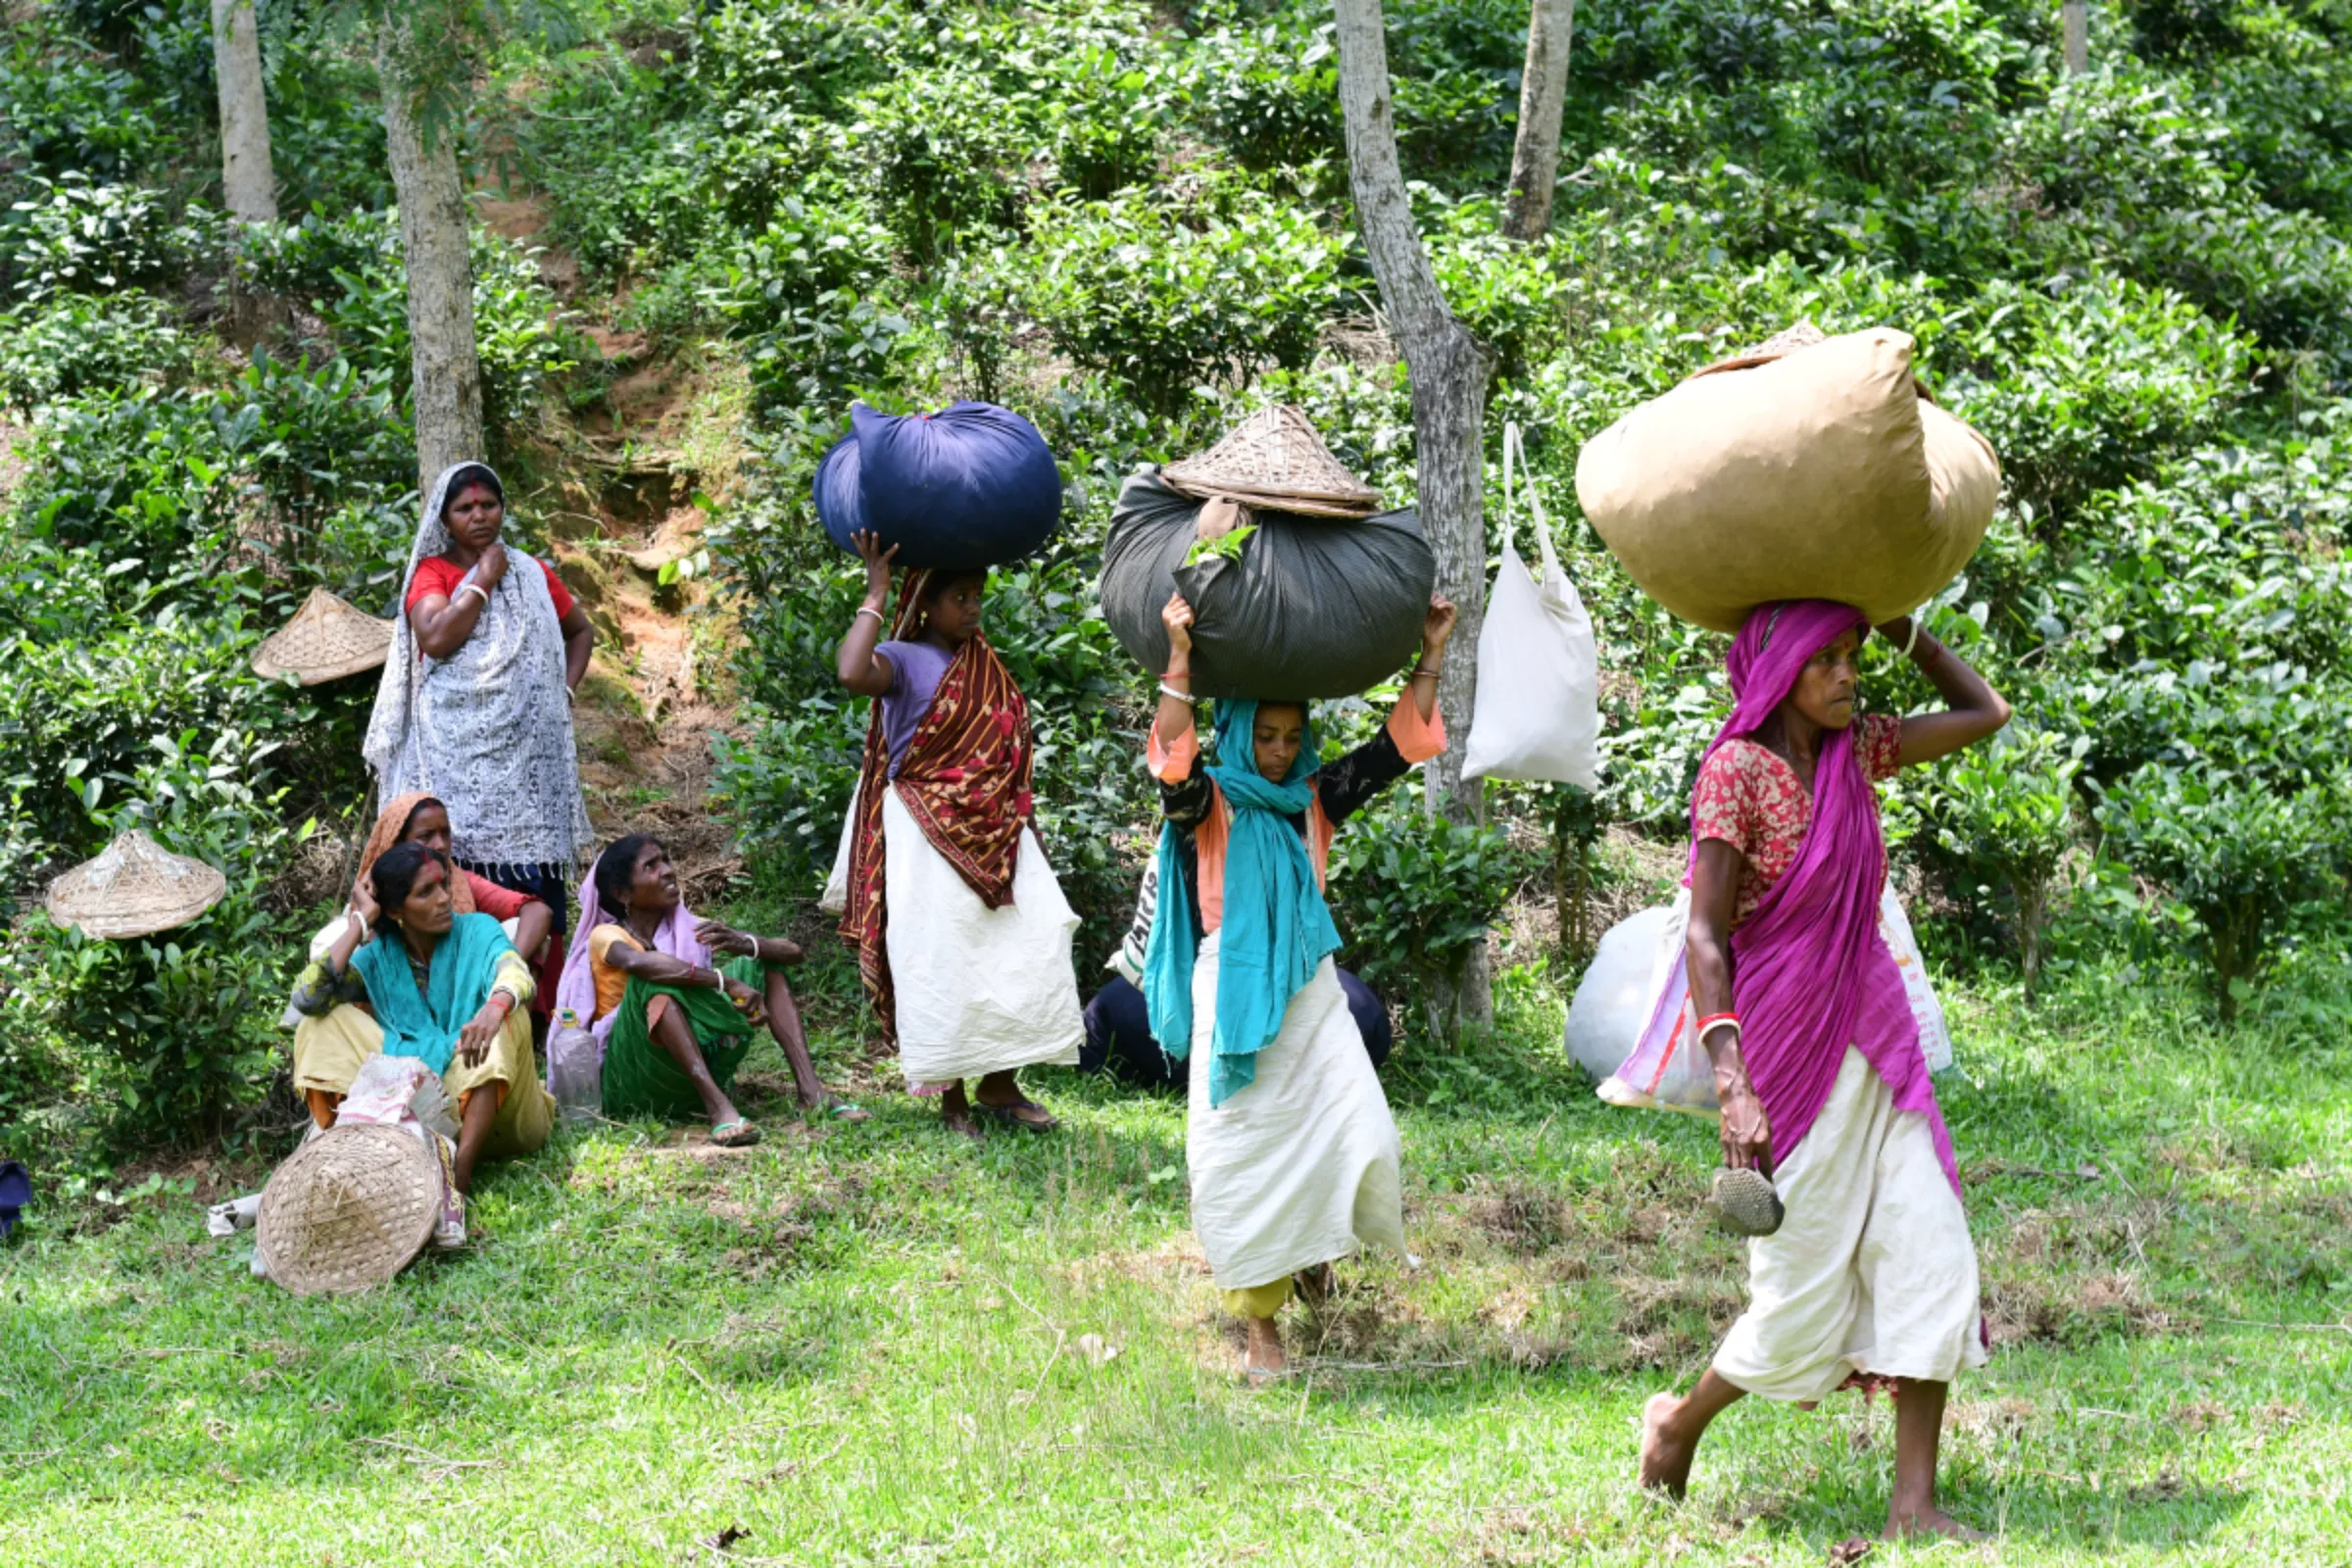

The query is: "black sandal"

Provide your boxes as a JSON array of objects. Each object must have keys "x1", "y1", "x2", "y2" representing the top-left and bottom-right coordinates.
[{"x1": 974, "y1": 1097, "x2": 1057, "y2": 1134}]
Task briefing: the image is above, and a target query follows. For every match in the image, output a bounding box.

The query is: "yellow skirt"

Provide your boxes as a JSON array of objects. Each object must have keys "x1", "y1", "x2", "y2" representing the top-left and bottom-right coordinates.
[{"x1": 291, "y1": 1004, "x2": 554, "y2": 1160}]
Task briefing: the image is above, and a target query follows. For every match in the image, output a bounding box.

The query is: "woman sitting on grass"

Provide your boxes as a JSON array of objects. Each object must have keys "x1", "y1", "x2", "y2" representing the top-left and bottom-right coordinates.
[
  {"x1": 1145, "y1": 589, "x2": 1454, "y2": 1384},
  {"x1": 1638, "y1": 602, "x2": 2010, "y2": 1541},
  {"x1": 834, "y1": 530, "x2": 1084, "y2": 1138},
  {"x1": 290, "y1": 792, "x2": 557, "y2": 1117},
  {"x1": 290, "y1": 843, "x2": 554, "y2": 1192},
  {"x1": 555, "y1": 834, "x2": 862, "y2": 1147}
]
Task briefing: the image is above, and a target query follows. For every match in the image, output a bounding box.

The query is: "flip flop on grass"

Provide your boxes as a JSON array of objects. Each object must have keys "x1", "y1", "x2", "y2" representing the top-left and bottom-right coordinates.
[
  {"x1": 710, "y1": 1119, "x2": 763, "y2": 1149},
  {"x1": 974, "y1": 1098, "x2": 1057, "y2": 1134}
]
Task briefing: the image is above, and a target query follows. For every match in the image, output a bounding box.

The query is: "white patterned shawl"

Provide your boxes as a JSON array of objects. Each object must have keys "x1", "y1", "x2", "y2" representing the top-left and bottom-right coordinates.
[{"x1": 362, "y1": 462, "x2": 594, "y2": 869}]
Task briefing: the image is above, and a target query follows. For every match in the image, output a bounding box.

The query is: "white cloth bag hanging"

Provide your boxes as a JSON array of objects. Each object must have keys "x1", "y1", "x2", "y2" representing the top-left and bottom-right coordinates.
[{"x1": 1463, "y1": 422, "x2": 1601, "y2": 787}]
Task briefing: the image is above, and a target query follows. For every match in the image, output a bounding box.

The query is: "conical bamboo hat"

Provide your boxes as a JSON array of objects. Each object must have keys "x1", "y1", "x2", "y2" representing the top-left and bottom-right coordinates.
[
  {"x1": 1162, "y1": 406, "x2": 1382, "y2": 517},
  {"x1": 257, "y1": 1124, "x2": 440, "y2": 1297},
  {"x1": 252, "y1": 587, "x2": 395, "y2": 685},
  {"x1": 43, "y1": 829, "x2": 228, "y2": 940}
]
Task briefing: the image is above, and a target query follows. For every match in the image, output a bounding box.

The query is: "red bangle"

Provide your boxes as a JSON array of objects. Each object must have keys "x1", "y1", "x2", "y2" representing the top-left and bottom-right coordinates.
[{"x1": 1695, "y1": 1011, "x2": 1740, "y2": 1035}]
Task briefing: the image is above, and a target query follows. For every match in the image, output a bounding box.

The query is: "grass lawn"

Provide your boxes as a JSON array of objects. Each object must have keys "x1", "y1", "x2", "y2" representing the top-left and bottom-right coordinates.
[{"x1": 6, "y1": 956, "x2": 2350, "y2": 1566}]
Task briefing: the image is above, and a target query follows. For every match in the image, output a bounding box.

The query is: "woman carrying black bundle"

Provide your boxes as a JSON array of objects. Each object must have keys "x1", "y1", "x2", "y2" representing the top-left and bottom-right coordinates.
[{"x1": 1143, "y1": 588, "x2": 1454, "y2": 1383}]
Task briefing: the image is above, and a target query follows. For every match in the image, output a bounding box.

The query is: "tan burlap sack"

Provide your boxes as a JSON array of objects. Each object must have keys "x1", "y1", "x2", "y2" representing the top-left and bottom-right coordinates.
[{"x1": 1573, "y1": 326, "x2": 2001, "y2": 633}]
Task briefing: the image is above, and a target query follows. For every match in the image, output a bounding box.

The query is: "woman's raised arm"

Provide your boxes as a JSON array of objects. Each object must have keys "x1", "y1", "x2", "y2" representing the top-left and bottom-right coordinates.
[
  {"x1": 836, "y1": 530, "x2": 900, "y2": 696},
  {"x1": 1877, "y1": 614, "x2": 2012, "y2": 767}
]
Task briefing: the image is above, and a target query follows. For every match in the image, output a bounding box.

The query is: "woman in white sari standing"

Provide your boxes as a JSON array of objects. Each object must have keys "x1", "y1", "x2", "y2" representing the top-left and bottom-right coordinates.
[
  {"x1": 364, "y1": 463, "x2": 596, "y2": 1009},
  {"x1": 1144, "y1": 590, "x2": 1454, "y2": 1384}
]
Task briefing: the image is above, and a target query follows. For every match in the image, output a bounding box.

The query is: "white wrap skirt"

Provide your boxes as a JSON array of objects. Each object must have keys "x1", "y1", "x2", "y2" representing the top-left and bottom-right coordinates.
[
  {"x1": 881, "y1": 787, "x2": 1083, "y2": 1088},
  {"x1": 1714, "y1": 1047, "x2": 1987, "y2": 1401},
  {"x1": 1186, "y1": 931, "x2": 1405, "y2": 1291}
]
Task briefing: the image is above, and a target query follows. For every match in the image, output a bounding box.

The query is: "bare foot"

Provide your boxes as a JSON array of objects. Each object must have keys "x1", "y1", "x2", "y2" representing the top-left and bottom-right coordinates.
[
  {"x1": 1242, "y1": 1315, "x2": 1286, "y2": 1387},
  {"x1": 1639, "y1": 1393, "x2": 1695, "y2": 1499},
  {"x1": 1885, "y1": 1504, "x2": 1984, "y2": 1541},
  {"x1": 939, "y1": 1085, "x2": 984, "y2": 1143}
]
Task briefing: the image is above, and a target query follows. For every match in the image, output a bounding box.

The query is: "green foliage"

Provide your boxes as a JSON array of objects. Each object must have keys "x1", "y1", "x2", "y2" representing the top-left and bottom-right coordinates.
[
  {"x1": 2097, "y1": 764, "x2": 2346, "y2": 1024},
  {"x1": 0, "y1": 292, "x2": 196, "y2": 414},
  {"x1": 1923, "y1": 726, "x2": 2086, "y2": 997},
  {"x1": 1328, "y1": 796, "x2": 1533, "y2": 1042},
  {"x1": 1, "y1": 176, "x2": 203, "y2": 303},
  {"x1": 3, "y1": 728, "x2": 310, "y2": 1144},
  {"x1": 1027, "y1": 187, "x2": 1348, "y2": 417}
]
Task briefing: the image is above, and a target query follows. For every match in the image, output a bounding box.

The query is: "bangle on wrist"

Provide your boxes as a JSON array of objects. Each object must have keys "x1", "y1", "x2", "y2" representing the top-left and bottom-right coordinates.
[
  {"x1": 855, "y1": 605, "x2": 884, "y2": 623},
  {"x1": 458, "y1": 582, "x2": 490, "y2": 610},
  {"x1": 1900, "y1": 616, "x2": 1923, "y2": 660},
  {"x1": 1158, "y1": 682, "x2": 1198, "y2": 705}
]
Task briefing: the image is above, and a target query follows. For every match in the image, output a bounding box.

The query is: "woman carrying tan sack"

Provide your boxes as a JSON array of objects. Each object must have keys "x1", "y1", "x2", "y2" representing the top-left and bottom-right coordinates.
[
  {"x1": 1144, "y1": 588, "x2": 1454, "y2": 1384},
  {"x1": 290, "y1": 843, "x2": 554, "y2": 1193},
  {"x1": 1638, "y1": 601, "x2": 2010, "y2": 1541}
]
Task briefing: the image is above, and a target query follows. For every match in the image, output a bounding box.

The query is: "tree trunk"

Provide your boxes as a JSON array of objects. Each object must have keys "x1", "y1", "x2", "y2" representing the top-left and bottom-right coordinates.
[
  {"x1": 212, "y1": 0, "x2": 276, "y2": 345},
  {"x1": 1334, "y1": 0, "x2": 1497, "y2": 1032},
  {"x1": 213, "y1": 0, "x2": 275, "y2": 222},
  {"x1": 2061, "y1": 0, "x2": 2088, "y2": 74},
  {"x1": 1501, "y1": 0, "x2": 1575, "y2": 241},
  {"x1": 377, "y1": 25, "x2": 486, "y2": 487}
]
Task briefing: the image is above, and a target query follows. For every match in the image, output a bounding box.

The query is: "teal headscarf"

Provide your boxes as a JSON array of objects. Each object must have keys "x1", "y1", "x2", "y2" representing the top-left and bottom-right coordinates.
[
  {"x1": 1143, "y1": 698, "x2": 1343, "y2": 1105},
  {"x1": 350, "y1": 911, "x2": 514, "y2": 1075}
]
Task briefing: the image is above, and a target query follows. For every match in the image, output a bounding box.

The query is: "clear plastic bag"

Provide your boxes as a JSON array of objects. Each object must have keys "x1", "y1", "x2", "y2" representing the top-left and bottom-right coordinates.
[{"x1": 1594, "y1": 885, "x2": 1953, "y2": 1121}]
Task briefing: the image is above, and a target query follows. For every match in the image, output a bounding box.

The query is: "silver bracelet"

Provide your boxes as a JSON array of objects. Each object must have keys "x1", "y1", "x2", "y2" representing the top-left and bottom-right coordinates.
[
  {"x1": 458, "y1": 582, "x2": 490, "y2": 610},
  {"x1": 1157, "y1": 681, "x2": 1196, "y2": 704},
  {"x1": 855, "y1": 606, "x2": 884, "y2": 623}
]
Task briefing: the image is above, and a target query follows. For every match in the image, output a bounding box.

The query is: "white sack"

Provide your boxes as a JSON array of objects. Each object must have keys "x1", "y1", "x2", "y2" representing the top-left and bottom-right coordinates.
[
  {"x1": 1464, "y1": 422, "x2": 1601, "y2": 788},
  {"x1": 1563, "y1": 905, "x2": 1676, "y2": 1082}
]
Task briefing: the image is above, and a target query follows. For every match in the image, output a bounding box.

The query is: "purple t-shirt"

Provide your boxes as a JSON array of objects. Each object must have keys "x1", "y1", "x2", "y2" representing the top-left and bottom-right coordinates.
[{"x1": 876, "y1": 639, "x2": 955, "y2": 777}]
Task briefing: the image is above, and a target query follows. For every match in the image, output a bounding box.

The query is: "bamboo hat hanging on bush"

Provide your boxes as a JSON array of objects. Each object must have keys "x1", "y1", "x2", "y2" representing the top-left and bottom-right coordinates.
[
  {"x1": 1162, "y1": 405, "x2": 1383, "y2": 518},
  {"x1": 43, "y1": 829, "x2": 227, "y2": 941},
  {"x1": 251, "y1": 586, "x2": 397, "y2": 685}
]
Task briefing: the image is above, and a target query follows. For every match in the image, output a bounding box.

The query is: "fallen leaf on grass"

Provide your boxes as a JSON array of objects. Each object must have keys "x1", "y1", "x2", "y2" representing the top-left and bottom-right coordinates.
[
  {"x1": 1075, "y1": 1332, "x2": 1120, "y2": 1366},
  {"x1": 706, "y1": 1524, "x2": 751, "y2": 1551},
  {"x1": 1828, "y1": 1538, "x2": 1875, "y2": 1566}
]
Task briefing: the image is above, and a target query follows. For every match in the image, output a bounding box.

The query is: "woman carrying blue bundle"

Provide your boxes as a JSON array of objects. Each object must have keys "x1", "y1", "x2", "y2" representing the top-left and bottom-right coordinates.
[{"x1": 1145, "y1": 589, "x2": 1455, "y2": 1383}]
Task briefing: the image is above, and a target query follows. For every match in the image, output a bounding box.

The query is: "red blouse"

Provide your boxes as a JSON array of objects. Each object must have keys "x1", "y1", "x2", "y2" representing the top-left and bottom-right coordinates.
[
  {"x1": 406, "y1": 554, "x2": 576, "y2": 620},
  {"x1": 1690, "y1": 712, "x2": 1903, "y2": 928}
]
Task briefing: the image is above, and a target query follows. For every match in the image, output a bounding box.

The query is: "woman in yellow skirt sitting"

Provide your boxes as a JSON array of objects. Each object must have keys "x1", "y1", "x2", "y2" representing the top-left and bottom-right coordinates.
[{"x1": 289, "y1": 842, "x2": 554, "y2": 1191}]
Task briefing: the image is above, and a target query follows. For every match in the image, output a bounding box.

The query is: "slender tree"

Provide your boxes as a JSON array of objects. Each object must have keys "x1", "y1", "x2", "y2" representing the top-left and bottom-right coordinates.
[
  {"x1": 350, "y1": 1, "x2": 581, "y2": 486},
  {"x1": 1333, "y1": 0, "x2": 1497, "y2": 1028},
  {"x1": 1500, "y1": 0, "x2": 1575, "y2": 241},
  {"x1": 212, "y1": 0, "x2": 277, "y2": 344},
  {"x1": 2061, "y1": 0, "x2": 2088, "y2": 74},
  {"x1": 377, "y1": 15, "x2": 486, "y2": 486}
]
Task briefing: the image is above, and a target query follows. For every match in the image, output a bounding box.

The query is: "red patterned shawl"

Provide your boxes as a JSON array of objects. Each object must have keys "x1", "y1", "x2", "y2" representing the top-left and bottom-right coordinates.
[{"x1": 839, "y1": 569, "x2": 1037, "y2": 1041}]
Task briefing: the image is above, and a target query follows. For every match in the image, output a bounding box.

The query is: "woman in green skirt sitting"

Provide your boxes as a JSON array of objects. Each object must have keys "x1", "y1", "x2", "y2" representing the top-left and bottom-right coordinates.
[{"x1": 555, "y1": 834, "x2": 862, "y2": 1144}]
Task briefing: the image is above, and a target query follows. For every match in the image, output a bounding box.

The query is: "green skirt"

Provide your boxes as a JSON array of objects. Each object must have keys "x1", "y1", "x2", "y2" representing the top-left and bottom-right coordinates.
[{"x1": 600, "y1": 955, "x2": 763, "y2": 1120}]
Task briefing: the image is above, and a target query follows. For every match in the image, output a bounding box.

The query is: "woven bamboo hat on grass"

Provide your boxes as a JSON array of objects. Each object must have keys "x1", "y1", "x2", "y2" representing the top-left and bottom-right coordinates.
[
  {"x1": 43, "y1": 829, "x2": 227, "y2": 940},
  {"x1": 257, "y1": 1124, "x2": 440, "y2": 1297},
  {"x1": 252, "y1": 587, "x2": 396, "y2": 685},
  {"x1": 1161, "y1": 405, "x2": 1383, "y2": 517}
]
